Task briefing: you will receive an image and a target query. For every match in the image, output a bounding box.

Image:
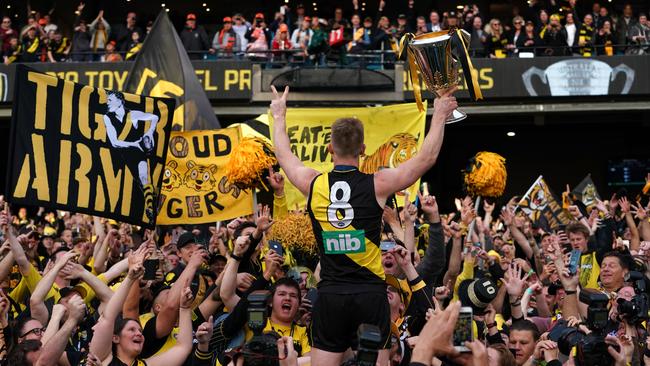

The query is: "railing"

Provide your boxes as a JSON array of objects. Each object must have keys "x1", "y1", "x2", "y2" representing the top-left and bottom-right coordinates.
[{"x1": 10, "y1": 42, "x2": 649, "y2": 70}]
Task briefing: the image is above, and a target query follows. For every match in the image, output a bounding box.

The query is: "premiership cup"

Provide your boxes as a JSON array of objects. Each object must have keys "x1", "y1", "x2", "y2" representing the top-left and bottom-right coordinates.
[{"x1": 400, "y1": 29, "x2": 483, "y2": 124}]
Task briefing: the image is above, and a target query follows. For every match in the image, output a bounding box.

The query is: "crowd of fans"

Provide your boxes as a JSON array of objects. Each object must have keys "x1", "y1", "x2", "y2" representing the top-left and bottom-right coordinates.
[
  {"x1": 0, "y1": 136, "x2": 650, "y2": 366},
  {"x1": 0, "y1": 0, "x2": 648, "y2": 66}
]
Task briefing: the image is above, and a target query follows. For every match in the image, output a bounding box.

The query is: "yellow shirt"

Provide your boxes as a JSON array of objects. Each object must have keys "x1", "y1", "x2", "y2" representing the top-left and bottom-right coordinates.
[
  {"x1": 245, "y1": 319, "x2": 311, "y2": 356},
  {"x1": 452, "y1": 259, "x2": 475, "y2": 302},
  {"x1": 139, "y1": 312, "x2": 179, "y2": 356},
  {"x1": 9, "y1": 263, "x2": 60, "y2": 304}
]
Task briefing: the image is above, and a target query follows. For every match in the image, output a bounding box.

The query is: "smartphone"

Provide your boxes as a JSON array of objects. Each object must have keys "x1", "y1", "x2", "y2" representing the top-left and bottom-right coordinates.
[
  {"x1": 305, "y1": 287, "x2": 318, "y2": 305},
  {"x1": 143, "y1": 259, "x2": 159, "y2": 280},
  {"x1": 268, "y1": 240, "x2": 284, "y2": 256},
  {"x1": 380, "y1": 241, "x2": 396, "y2": 252},
  {"x1": 568, "y1": 249, "x2": 582, "y2": 276},
  {"x1": 453, "y1": 307, "x2": 473, "y2": 352}
]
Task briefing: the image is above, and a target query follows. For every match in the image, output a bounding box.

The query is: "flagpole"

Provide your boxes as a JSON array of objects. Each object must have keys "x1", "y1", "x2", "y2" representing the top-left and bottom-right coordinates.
[{"x1": 515, "y1": 175, "x2": 543, "y2": 212}]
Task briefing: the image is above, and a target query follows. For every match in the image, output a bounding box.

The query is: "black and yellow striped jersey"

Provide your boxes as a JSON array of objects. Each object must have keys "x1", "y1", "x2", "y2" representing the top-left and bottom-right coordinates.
[{"x1": 308, "y1": 166, "x2": 385, "y2": 294}]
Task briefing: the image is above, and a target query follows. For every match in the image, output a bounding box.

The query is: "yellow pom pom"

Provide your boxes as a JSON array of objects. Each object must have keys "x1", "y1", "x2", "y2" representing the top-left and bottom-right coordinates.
[
  {"x1": 268, "y1": 212, "x2": 317, "y2": 256},
  {"x1": 463, "y1": 152, "x2": 507, "y2": 197},
  {"x1": 224, "y1": 137, "x2": 277, "y2": 191}
]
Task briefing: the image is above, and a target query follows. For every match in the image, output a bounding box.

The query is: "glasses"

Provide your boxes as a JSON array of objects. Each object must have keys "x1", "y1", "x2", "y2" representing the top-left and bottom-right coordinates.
[
  {"x1": 2, "y1": 21, "x2": 10, "y2": 24},
  {"x1": 20, "y1": 327, "x2": 46, "y2": 338},
  {"x1": 493, "y1": 22, "x2": 501, "y2": 26},
  {"x1": 515, "y1": 21, "x2": 523, "y2": 24}
]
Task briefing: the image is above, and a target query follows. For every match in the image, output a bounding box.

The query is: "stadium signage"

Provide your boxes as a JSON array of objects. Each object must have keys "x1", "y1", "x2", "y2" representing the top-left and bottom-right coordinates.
[{"x1": 0, "y1": 60, "x2": 252, "y2": 102}]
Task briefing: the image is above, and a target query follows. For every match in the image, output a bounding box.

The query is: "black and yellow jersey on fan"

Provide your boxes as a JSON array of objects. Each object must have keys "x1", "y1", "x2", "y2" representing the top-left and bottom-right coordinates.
[{"x1": 308, "y1": 166, "x2": 385, "y2": 294}]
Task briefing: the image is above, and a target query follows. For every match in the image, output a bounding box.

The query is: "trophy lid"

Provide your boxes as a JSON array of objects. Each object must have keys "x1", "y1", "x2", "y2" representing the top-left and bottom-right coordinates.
[{"x1": 411, "y1": 33, "x2": 451, "y2": 45}]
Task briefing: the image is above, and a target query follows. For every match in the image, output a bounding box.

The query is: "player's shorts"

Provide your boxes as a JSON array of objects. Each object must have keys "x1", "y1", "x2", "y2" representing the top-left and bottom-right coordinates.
[{"x1": 310, "y1": 291, "x2": 391, "y2": 353}]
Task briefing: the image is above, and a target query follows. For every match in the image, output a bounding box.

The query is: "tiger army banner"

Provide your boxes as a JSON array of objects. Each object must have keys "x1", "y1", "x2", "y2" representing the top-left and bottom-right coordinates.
[
  {"x1": 269, "y1": 102, "x2": 426, "y2": 209},
  {"x1": 7, "y1": 65, "x2": 174, "y2": 228},
  {"x1": 516, "y1": 175, "x2": 572, "y2": 231},
  {"x1": 156, "y1": 128, "x2": 254, "y2": 225}
]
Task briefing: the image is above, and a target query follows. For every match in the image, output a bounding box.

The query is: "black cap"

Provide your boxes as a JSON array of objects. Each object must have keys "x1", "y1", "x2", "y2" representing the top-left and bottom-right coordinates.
[
  {"x1": 547, "y1": 281, "x2": 563, "y2": 296},
  {"x1": 177, "y1": 232, "x2": 197, "y2": 249},
  {"x1": 458, "y1": 277, "x2": 497, "y2": 315},
  {"x1": 398, "y1": 14, "x2": 407, "y2": 19},
  {"x1": 59, "y1": 286, "x2": 87, "y2": 300},
  {"x1": 448, "y1": 11, "x2": 457, "y2": 17}
]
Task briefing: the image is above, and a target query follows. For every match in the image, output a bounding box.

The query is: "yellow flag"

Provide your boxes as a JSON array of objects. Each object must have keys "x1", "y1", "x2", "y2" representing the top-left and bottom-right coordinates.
[
  {"x1": 157, "y1": 127, "x2": 254, "y2": 224},
  {"x1": 269, "y1": 102, "x2": 426, "y2": 209}
]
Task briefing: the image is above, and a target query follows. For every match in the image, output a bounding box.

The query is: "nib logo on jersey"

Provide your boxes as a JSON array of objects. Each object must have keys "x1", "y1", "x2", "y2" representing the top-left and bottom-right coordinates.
[{"x1": 323, "y1": 230, "x2": 366, "y2": 254}]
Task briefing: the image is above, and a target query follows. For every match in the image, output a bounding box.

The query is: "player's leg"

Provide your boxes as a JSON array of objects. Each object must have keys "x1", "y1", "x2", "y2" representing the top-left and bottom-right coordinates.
[
  {"x1": 310, "y1": 292, "x2": 354, "y2": 365},
  {"x1": 138, "y1": 160, "x2": 154, "y2": 222},
  {"x1": 353, "y1": 291, "x2": 392, "y2": 365},
  {"x1": 310, "y1": 347, "x2": 345, "y2": 365}
]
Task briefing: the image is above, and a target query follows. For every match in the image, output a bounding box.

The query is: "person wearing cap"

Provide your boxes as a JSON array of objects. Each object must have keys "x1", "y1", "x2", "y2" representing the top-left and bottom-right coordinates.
[
  {"x1": 180, "y1": 13, "x2": 210, "y2": 60},
  {"x1": 245, "y1": 13, "x2": 272, "y2": 60},
  {"x1": 290, "y1": 16, "x2": 313, "y2": 53},
  {"x1": 165, "y1": 232, "x2": 209, "y2": 297},
  {"x1": 293, "y1": 3, "x2": 306, "y2": 30},
  {"x1": 395, "y1": 5, "x2": 416, "y2": 39},
  {"x1": 443, "y1": 10, "x2": 460, "y2": 30},
  {"x1": 111, "y1": 12, "x2": 142, "y2": 54},
  {"x1": 542, "y1": 14, "x2": 568, "y2": 56},
  {"x1": 520, "y1": 19, "x2": 543, "y2": 54},
  {"x1": 210, "y1": 16, "x2": 243, "y2": 57},
  {"x1": 272, "y1": 23, "x2": 293, "y2": 50}
]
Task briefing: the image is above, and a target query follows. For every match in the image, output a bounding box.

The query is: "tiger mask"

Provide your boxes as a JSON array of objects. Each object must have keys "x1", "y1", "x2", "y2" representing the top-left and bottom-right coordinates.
[
  {"x1": 183, "y1": 160, "x2": 218, "y2": 192},
  {"x1": 360, "y1": 133, "x2": 419, "y2": 174},
  {"x1": 162, "y1": 160, "x2": 182, "y2": 191}
]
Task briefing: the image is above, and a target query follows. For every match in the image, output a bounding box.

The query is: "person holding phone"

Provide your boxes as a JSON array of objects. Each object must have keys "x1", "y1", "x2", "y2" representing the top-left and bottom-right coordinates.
[{"x1": 271, "y1": 85, "x2": 457, "y2": 365}]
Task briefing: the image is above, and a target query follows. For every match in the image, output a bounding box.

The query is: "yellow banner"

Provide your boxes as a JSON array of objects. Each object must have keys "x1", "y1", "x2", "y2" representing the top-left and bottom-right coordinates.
[
  {"x1": 157, "y1": 127, "x2": 254, "y2": 224},
  {"x1": 269, "y1": 102, "x2": 426, "y2": 209}
]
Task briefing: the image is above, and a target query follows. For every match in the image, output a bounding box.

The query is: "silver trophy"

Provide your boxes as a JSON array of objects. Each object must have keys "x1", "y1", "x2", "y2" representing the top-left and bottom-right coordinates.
[{"x1": 400, "y1": 29, "x2": 482, "y2": 124}]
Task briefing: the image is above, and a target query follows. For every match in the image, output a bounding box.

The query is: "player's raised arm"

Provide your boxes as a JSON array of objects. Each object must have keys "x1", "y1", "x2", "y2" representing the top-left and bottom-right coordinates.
[
  {"x1": 271, "y1": 85, "x2": 320, "y2": 196},
  {"x1": 374, "y1": 88, "x2": 458, "y2": 204}
]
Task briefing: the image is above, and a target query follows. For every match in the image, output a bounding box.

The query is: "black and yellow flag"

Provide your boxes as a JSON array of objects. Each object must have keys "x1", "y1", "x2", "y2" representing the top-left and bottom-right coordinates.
[
  {"x1": 572, "y1": 174, "x2": 601, "y2": 208},
  {"x1": 7, "y1": 66, "x2": 174, "y2": 227},
  {"x1": 516, "y1": 175, "x2": 571, "y2": 231},
  {"x1": 124, "y1": 11, "x2": 220, "y2": 131}
]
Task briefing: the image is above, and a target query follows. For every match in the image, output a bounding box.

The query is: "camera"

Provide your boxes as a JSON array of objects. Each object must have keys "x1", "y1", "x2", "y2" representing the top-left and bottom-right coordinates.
[
  {"x1": 617, "y1": 271, "x2": 649, "y2": 324},
  {"x1": 579, "y1": 289, "x2": 609, "y2": 331},
  {"x1": 232, "y1": 290, "x2": 281, "y2": 366},
  {"x1": 574, "y1": 289, "x2": 616, "y2": 366},
  {"x1": 247, "y1": 290, "x2": 270, "y2": 336},
  {"x1": 356, "y1": 324, "x2": 382, "y2": 366}
]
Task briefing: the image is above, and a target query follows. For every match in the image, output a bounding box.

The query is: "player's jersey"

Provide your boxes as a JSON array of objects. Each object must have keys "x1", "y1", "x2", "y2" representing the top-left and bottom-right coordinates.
[
  {"x1": 308, "y1": 166, "x2": 385, "y2": 294},
  {"x1": 107, "y1": 109, "x2": 144, "y2": 144}
]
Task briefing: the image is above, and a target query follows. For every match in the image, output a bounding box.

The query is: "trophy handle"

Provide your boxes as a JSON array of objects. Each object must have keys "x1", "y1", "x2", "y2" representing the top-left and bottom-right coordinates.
[
  {"x1": 611, "y1": 64, "x2": 635, "y2": 94},
  {"x1": 522, "y1": 67, "x2": 547, "y2": 97}
]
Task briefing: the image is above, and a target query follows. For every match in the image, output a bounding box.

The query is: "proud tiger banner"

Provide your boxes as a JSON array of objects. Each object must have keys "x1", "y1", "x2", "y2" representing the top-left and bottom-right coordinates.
[
  {"x1": 156, "y1": 127, "x2": 254, "y2": 224},
  {"x1": 269, "y1": 102, "x2": 426, "y2": 209}
]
